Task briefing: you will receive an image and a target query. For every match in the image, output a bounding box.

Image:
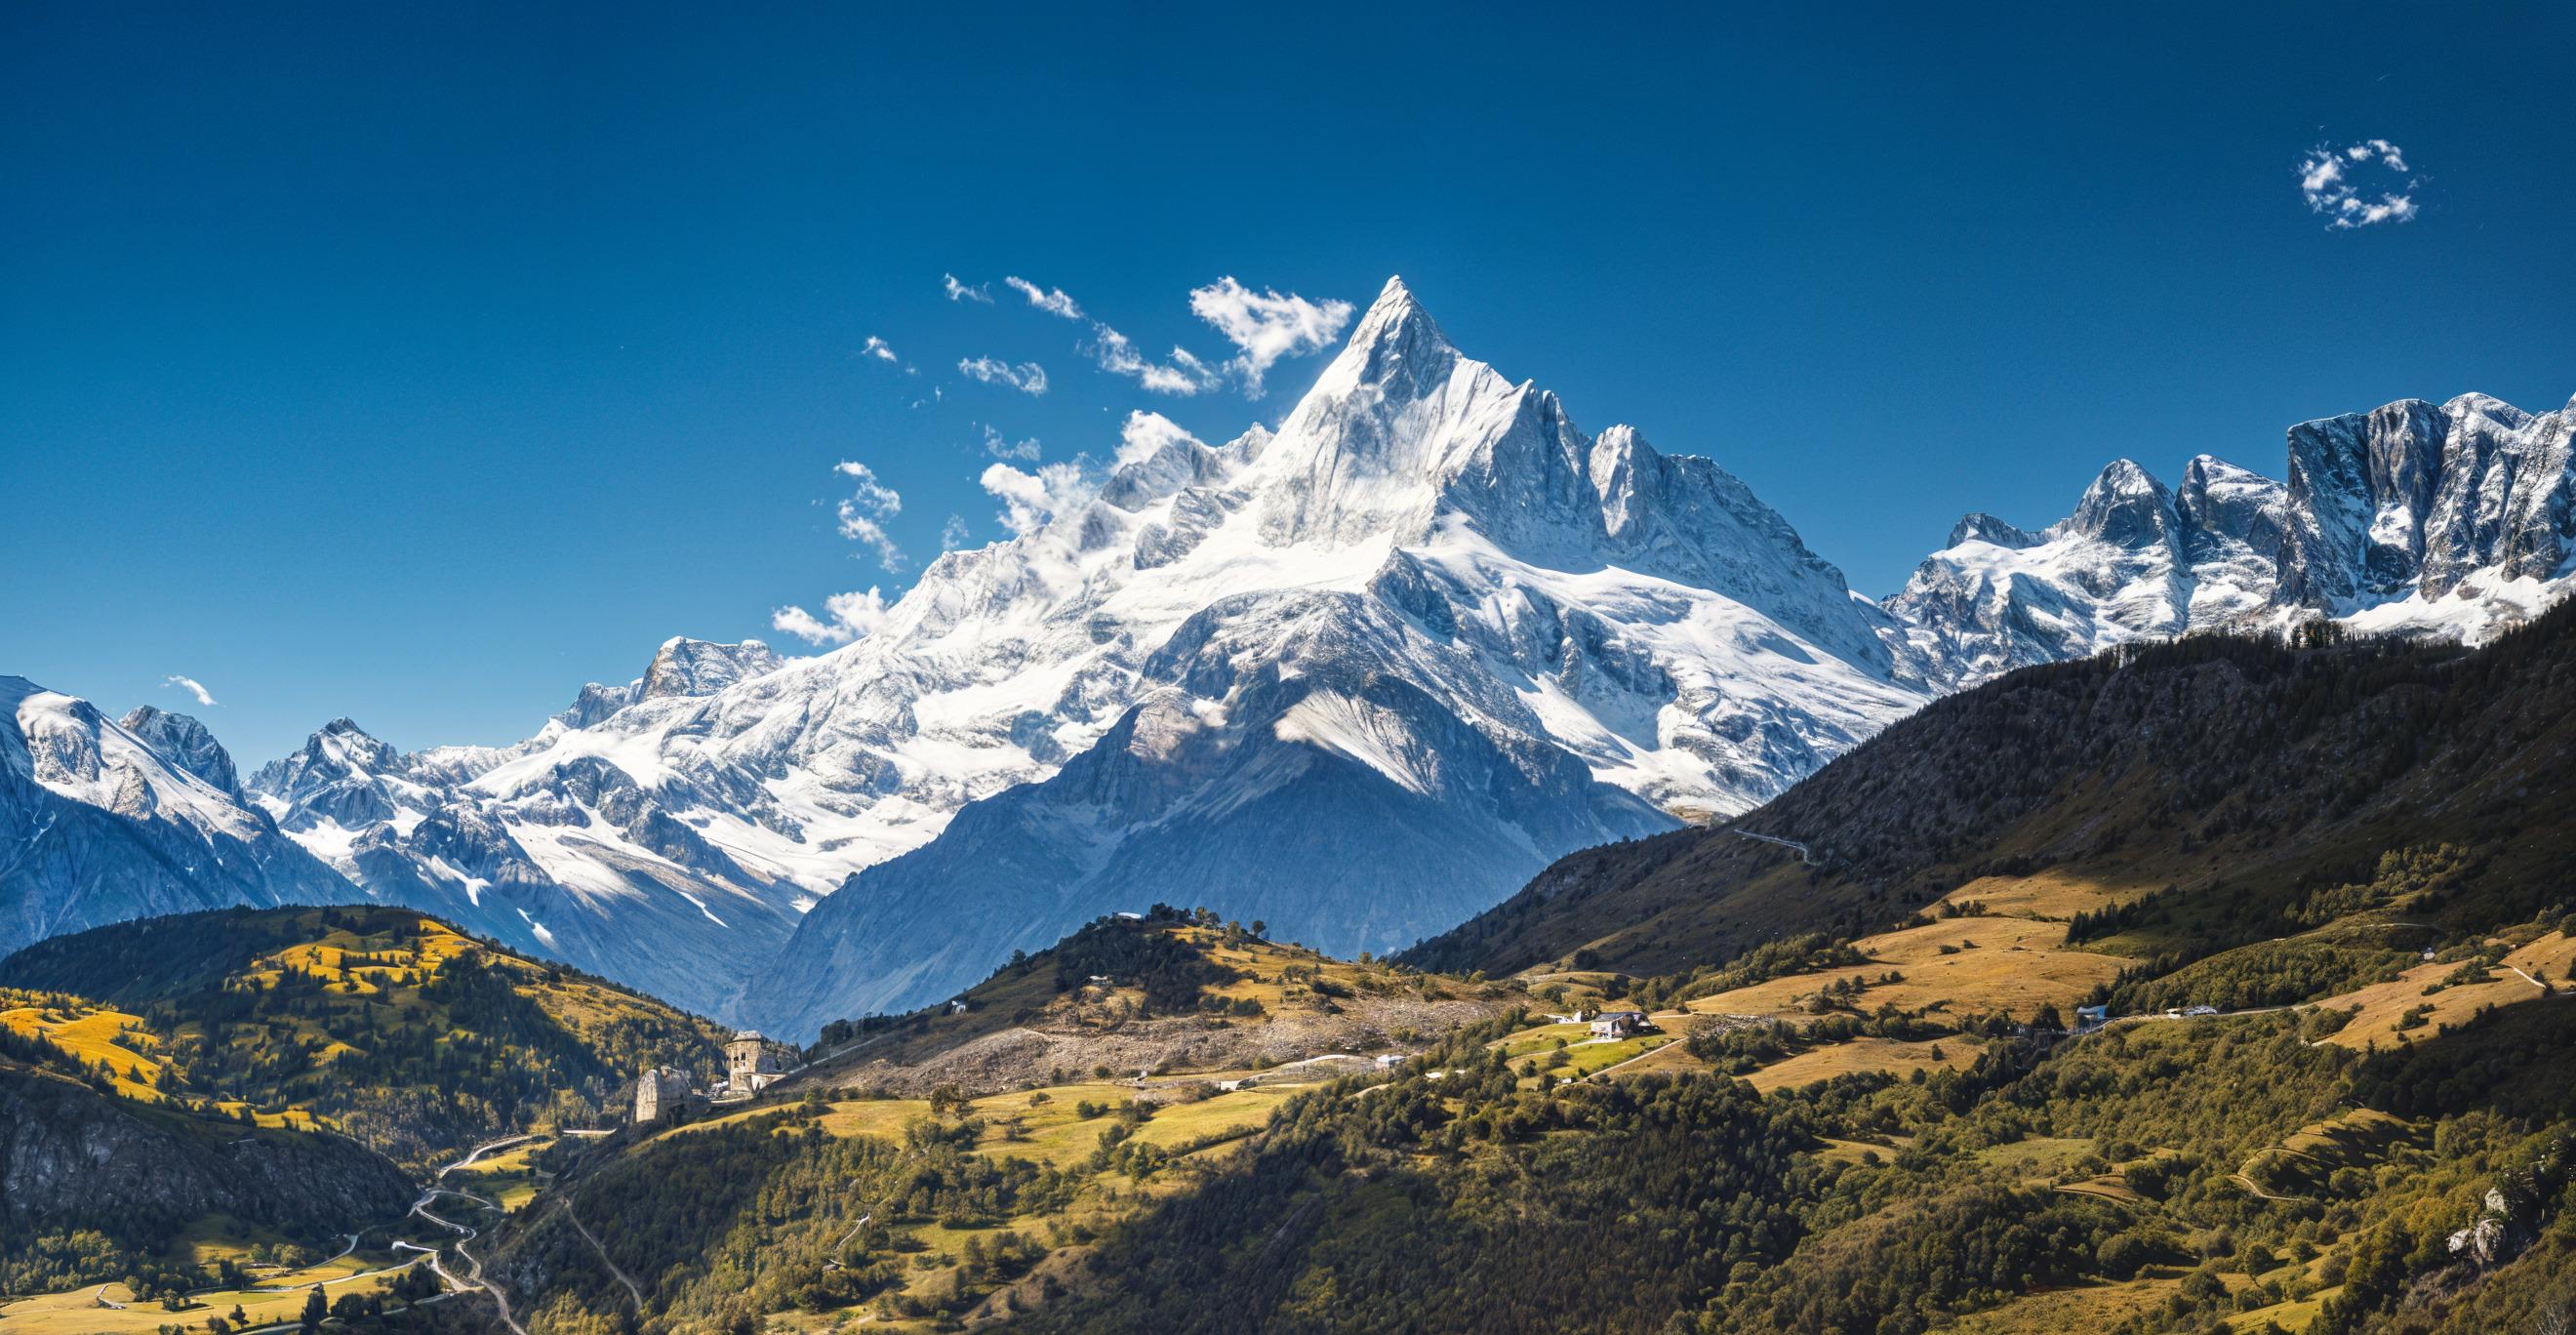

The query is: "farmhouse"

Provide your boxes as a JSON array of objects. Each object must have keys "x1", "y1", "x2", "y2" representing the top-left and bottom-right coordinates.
[{"x1": 1590, "y1": 1011, "x2": 1651, "y2": 1039}]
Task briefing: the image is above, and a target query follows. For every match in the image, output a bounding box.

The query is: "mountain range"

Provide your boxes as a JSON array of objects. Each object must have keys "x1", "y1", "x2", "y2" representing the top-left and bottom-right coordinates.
[{"x1": 5, "y1": 278, "x2": 2569, "y2": 1034}]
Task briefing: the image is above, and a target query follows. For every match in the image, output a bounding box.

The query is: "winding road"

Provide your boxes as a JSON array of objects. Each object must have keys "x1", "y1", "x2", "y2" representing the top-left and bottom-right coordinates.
[
  {"x1": 1728, "y1": 829, "x2": 1825, "y2": 866},
  {"x1": 395, "y1": 1134, "x2": 537, "y2": 1335}
]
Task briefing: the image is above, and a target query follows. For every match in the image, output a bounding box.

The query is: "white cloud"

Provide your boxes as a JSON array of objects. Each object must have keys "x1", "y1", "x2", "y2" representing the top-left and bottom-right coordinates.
[
  {"x1": 940, "y1": 514, "x2": 972, "y2": 550},
  {"x1": 2299, "y1": 140, "x2": 2420, "y2": 229},
  {"x1": 861, "y1": 335, "x2": 897, "y2": 363},
  {"x1": 943, "y1": 273, "x2": 992, "y2": 303},
  {"x1": 771, "y1": 587, "x2": 892, "y2": 647},
  {"x1": 1087, "y1": 323, "x2": 1218, "y2": 395},
  {"x1": 1115, "y1": 410, "x2": 1202, "y2": 468},
  {"x1": 996, "y1": 276, "x2": 1237, "y2": 396},
  {"x1": 1187, "y1": 277, "x2": 1354, "y2": 396},
  {"x1": 978, "y1": 424, "x2": 1042, "y2": 461},
  {"x1": 956, "y1": 356, "x2": 1049, "y2": 395},
  {"x1": 1004, "y1": 276, "x2": 1084, "y2": 319},
  {"x1": 161, "y1": 674, "x2": 218, "y2": 707},
  {"x1": 981, "y1": 460, "x2": 1096, "y2": 537},
  {"x1": 830, "y1": 461, "x2": 906, "y2": 571}
]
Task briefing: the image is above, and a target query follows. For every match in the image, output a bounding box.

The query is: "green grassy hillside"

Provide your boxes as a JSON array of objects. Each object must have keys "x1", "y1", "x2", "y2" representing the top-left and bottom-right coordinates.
[
  {"x1": 0, "y1": 1049, "x2": 418, "y2": 1307},
  {"x1": 0, "y1": 905, "x2": 728, "y2": 1170}
]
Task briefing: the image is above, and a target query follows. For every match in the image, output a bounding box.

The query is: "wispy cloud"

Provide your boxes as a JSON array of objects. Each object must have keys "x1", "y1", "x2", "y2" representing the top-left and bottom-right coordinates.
[
  {"x1": 956, "y1": 356, "x2": 1049, "y2": 395},
  {"x1": 1087, "y1": 323, "x2": 1219, "y2": 395},
  {"x1": 940, "y1": 514, "x2": 972, "y2": 550},
  {"x1": 996, "y1": 275, "x2": 1227, "y2": 396},
  {"x1": 771, "y1": 587, "x2": 892, "y2": 647},
  {"x1": 978, "y1": 424, "x2": 1042, "y2": 461},
  {"x1": 831, "y1": 461, "x2": 906, "y2": 571},
  {"x1": 1187, "y1": 277, "x2": 1353, "y2": 397},
  {"x1": 943, "y1": 273, "x2": 992, "y2": 303},
  {"x1": 161, "y1": 674, "x2": 218, "y2": 707},
  {"x1": 1004, "y1": 276, "x2": 1084, "y2": 319},
  {"x1": 861, "y1": 335, "x2": 898, "y2": 362},
  {"x1": 2299, "y1": 140, "x2": 2420, "y2": 229}
]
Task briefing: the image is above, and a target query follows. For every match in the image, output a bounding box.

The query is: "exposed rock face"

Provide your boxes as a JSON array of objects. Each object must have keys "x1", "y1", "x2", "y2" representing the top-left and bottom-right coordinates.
[
  {"x1": 1888, "y1": 457, "x2": 2287, "y2": 684},
  {"x1": 1893, "y1": 393, "x2": 2576, "y2": 687},
  {"x1": 117, "y1": 706, "x2": 241, "y2": 795},
  {"x1": 0, "y1": 678, "x2": 355, "y2": 962},
  {"x1": 2280, "y1": 393, "x2": 2576, "y2": 606},
  {"x1": 0, "y1": 1065, "x2": 416, "y2": 1242},
  {"x1": 640, "y1": 637, "x2": 783, "y2": 701}
]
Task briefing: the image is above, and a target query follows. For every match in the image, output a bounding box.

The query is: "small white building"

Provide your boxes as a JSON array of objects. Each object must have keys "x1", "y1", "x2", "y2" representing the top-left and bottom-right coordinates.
[{"x1": 1590, "y1": 1011, "x2": 1651, "y2": 1039}]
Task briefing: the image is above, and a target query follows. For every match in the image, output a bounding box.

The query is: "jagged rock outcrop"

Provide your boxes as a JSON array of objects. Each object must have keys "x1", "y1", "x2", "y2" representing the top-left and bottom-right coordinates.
[
  {"x1": 1893, "y1": 392, "x2": 2575, "y2": 686},
  {"x1": 117, "y1": 706, "x2": 242, "y2": 796}
]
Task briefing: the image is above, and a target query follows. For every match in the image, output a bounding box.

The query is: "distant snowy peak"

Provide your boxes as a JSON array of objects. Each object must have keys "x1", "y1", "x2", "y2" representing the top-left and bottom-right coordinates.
[
  {"x1": 8, "y1": 680, "x2": 262, "y2": 841},
  {"x1": 552, "y1": 636, "x2": 785, "y2": 729},
  {"x1": 118, "y1": 706, "x2": 241, "y2": 796},
  {"x1": 1896, "y1": 390, "x2": 2575, "y2": 687},
  {"x1": 237, "y1": 630, "x2": 837, "y2": 1017},
  {"x1": 251, "y1": 717, "x2": 404, "y2": 803},
  {"x1": 642, "y1": 637, "x2": 784, "y2": 700},
  {"x1": 1, "y1": 676, "x2": 354, "y2": 959}
]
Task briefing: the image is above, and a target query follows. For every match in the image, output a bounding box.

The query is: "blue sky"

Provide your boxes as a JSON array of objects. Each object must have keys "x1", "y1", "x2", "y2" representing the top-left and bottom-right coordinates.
[{"x1": 5, "y1": 2, "x2": 2571, "y2": 765}]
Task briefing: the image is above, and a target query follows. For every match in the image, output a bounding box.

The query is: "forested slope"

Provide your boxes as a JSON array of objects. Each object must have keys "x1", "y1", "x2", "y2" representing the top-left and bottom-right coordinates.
[
  {"x1": 1409, "y1": 601, "x2": 2576, "y2": 986},
  {"x1": 0, "y1": 905, "x2": 726, "y2": 1168}
]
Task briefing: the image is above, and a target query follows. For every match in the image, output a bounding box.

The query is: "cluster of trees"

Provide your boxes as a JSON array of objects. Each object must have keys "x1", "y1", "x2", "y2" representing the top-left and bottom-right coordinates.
[
  {"x1": 1685, "y1": 1011, "x2": 1946, "y2": 1075},
  {"x1": 2112, "y1": 933, "x2": 2414, "y2": 1015},
  {"x1": 1048, "y1": 908, "x2": 1244, "y2": 1014},
  {"x1": 0, "y1": 907, "x2": 721, "y2": 1170},
  {"x1": 1627, "y1": 933, "x2": 1872, "y2": 1012},
  {"x1": 484, "y1": 1102, "x2": 1089, "y2": 1328},
  {"x1": 1005, "y1": 1015, "x2": 1823, "y2": 1334}
]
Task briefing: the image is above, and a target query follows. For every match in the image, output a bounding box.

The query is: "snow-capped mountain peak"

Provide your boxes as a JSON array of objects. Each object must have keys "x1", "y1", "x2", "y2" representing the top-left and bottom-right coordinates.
[
  {"x1": 118, "y1": 705, "x2": 242, "y2": 796},
  {"x1": 641, "y1": 636, "x2": 785, "y2": 701},
  {"x1": 730, "y1": 277, "x2": 1935, "y2": 1033},
  {"x1": 2065, "y1": 459, "x2": 2177, "y2": 548},
  {"x1": 1, "y1": 676, "x2": 354, "y2": 959},
  {"x1": 1894, "y1": 389, "x2": 2572, "y2": 688},
  {"x1": 226, "y1": 276, "x2": 1936, "y2": 1032}
]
